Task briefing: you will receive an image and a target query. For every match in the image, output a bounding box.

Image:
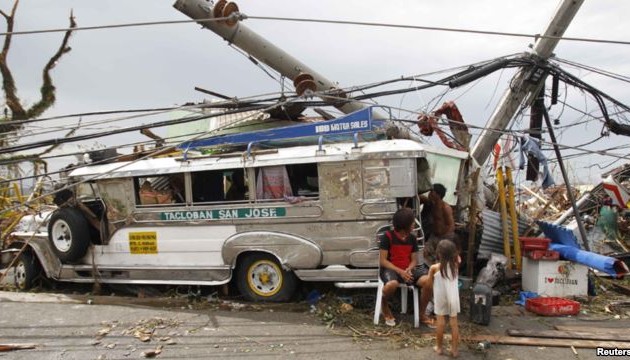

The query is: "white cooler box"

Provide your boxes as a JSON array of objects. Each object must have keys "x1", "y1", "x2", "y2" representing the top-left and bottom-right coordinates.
[{"x1": 522, "y1": 257, "x2": 588, "y2": 297}]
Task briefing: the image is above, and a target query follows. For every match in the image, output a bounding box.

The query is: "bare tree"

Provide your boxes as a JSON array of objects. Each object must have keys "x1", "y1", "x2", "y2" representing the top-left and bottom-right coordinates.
[
  {"x1": 0, "y1": 1, "x2": 77, "y2": 180},
  {"x1": 0, "y1": 0, "x2": 76, "y2": 130}
]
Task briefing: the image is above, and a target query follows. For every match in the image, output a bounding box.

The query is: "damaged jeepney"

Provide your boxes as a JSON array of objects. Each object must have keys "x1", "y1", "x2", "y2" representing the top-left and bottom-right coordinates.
[{"x1": 8, "y1": 138, "x2": 466, "y2": 301}]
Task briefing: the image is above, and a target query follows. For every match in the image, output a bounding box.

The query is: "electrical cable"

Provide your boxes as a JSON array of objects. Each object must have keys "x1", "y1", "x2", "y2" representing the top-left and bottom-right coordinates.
[
  {"x1": 0, "y1": 97, "x2": 301, "y2": 215},
  {"x1": 0, "y1": 55, "x2": 508, "y2": 133},
  {"x1": 4, "y1": 52, "x2": 629, "y2": 185},
  {"x1": 242, "y1": 16, "x2": 630, "y2": 46},
  {"x1": 0, "y1": 16, "x2": 232, "y2": 36},
  {"x1": 3, "y1": 98, "x2": 628, "y2": 185},
  {"x1": 3, "y1": 58, "x2": 515, "y2": 153},
  {"x1": 0, "y1": 104, "x2": 271, "y2": 155},
  {"x1": 0, "y1": 108, "x2": 182, "y2": 142},
  {"x1": 5, "y1": 13, "x2": 630, "y2": 46},
  {"x1": 0, "y1": 112, "x2": 315, "y2": 169},
  {"x1": 553, "y1": 58, "x2": 630, "y2": 84},
  {"x1": 1, "y1": 93, "x2": 290, "y2": 128}
]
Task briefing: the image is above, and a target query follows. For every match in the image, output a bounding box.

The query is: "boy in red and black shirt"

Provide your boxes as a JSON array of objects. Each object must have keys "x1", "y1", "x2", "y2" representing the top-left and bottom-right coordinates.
[{"x1": 379, "y1": 207, "x2": 424, "y2": 326}]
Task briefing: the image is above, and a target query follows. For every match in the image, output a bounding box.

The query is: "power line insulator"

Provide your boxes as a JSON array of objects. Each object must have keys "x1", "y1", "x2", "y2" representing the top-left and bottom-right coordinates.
[
  {"x1": 213, "y1": 0, "x2": 227, "y2": 21},
  {"x1": 293, "y1": 73, "x2": 316, "y2": 96},
  {"x1": 223, "y1": 2, "x2": 240, "y2": 27}
]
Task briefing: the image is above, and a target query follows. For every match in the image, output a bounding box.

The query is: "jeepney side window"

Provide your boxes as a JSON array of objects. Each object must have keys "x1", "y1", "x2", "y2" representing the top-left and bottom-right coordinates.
[
  {"x1": 191, "y1": 170, "x2": 225, "y2": 203},
  {"x1": 288, "y1": 163, "x2": 319, "y2": 198},
  {"x1": 135, "y1": 173, "x2": 185, "y2": 206},
  {"x1": 225, "y1": 169, "x2": 248, "y2": 201},
  {"x1": 191, "y1": 169, "x2": 250, "y2": 204},
  {"x1": 255, "y1": 163, "x2": 318, "y2": 201}
]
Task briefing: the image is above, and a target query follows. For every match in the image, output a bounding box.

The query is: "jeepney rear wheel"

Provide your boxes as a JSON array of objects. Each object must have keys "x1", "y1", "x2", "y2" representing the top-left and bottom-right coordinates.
[
  {"x1": 14, "y1": 252, "x2": 41, "y2": 290},
  {"x1": 48, "y1": 207, "x2": 91, "y2": 263},
  {"x1": 237, "y1": 253, "x2": 297, "y2": 302}
]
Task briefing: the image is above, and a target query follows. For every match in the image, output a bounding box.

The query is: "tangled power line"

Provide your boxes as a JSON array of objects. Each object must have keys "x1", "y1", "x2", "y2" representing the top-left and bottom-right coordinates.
[{"x1": 1, "y1": 8, "x2": 630, "y2": 189}]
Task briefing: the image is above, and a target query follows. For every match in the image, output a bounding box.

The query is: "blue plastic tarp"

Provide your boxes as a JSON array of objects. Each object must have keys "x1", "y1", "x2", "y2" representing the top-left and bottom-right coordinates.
[
  {"x1": 538, "y1": 220, "x2": 629, "y2": 277},
  {"x1": 537, "y1": 221, "x2": 580, "y2": 248},
  {"x1": 549, "y1": 243, "x2": 628, "y2": 277}
]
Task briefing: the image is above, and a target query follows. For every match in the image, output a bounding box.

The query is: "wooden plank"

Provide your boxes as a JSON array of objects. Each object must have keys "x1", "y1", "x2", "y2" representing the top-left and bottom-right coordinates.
[
  {"x1": 465, "y1": 335, "x2": 630, "y2": 349},
  {"x1": 508, "y1": 329, "x2": 630, "y2": 342},
  {"x1": 496, "y1": 168, "x2": 512, "y2": 267},
  {"x1": 611, "y1": 282, "x2": 630, "y2": 296},
  {"x1": 466, "y1": 168, "x2": 480, "y2": 277},
  {"x1": 554, "y1": 325, "x2": 625, "y2": 334},
  {"x1": 0, "y1": 344, "x2": 36, "y2": 352}
]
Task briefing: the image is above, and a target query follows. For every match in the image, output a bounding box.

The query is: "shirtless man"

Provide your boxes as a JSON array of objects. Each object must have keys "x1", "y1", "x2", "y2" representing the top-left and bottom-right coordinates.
[{"x1": 417, "y1": 183, "x2": 455, "y2": 325}]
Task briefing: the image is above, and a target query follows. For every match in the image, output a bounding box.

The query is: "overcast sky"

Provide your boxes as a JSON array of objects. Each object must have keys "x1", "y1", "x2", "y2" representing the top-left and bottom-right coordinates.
[{"x1": 6, "y1": 0, "x2": 630, "y2": 184}]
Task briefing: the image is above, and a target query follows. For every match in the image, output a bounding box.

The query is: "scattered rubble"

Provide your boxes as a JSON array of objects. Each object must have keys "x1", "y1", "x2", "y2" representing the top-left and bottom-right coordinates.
[{"x1": 140, "y1": 345, "x2": 163, "y2": 358}]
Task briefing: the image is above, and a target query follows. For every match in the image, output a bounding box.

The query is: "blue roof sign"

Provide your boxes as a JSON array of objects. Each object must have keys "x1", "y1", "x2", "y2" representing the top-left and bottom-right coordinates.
[{"x1": 180, "y1": 107, "x2": 379, "y2": 150}]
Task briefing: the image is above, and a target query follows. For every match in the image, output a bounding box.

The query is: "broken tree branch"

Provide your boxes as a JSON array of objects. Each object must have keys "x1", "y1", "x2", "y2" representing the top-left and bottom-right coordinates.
[
  {"x1": 0, "y1": 0, "x2": 23, "y2": 121},
  {"x1": 0, "y1": 1, "x2": 76, "y2": 124},
  {"x1": 25, "y1": 10, "x2": 76, "y2": 120}
]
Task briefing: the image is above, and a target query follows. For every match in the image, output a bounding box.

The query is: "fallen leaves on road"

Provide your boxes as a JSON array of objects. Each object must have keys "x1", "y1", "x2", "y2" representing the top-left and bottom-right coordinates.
[{"x1": 121, "y1": 317, "x2": 182, "y2": 343}]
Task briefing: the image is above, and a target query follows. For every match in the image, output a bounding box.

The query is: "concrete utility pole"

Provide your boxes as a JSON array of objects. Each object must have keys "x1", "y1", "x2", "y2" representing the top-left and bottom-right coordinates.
[
  {"x1": 470, "y1": 0, "x2": 585, "y2": 165},
  {"x1": 173, "y1": 0, "x2": 373, "y2": 117}
]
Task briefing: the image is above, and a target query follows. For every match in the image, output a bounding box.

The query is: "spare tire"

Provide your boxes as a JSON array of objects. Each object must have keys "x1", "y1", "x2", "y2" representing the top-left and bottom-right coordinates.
[{"x1": 48, "y1": 207, "x2": 91, "y2": 263}]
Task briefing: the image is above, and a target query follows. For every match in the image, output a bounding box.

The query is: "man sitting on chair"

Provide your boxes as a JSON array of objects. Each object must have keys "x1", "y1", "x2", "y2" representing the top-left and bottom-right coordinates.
[{"x1": 379, "y1": 207, "x2": 422, "y2": 326}]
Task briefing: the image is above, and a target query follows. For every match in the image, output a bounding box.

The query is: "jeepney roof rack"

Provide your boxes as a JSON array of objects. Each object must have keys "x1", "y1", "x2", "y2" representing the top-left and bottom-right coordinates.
[{"x1": 178, "y1": 107, "x2": 387, "y2": 157}]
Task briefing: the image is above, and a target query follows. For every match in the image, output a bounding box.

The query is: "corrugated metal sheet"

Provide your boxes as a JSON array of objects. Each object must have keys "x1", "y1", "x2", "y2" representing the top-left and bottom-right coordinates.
[{"x1": 479, "y1": 209, "x2": 529, "y2": 258}]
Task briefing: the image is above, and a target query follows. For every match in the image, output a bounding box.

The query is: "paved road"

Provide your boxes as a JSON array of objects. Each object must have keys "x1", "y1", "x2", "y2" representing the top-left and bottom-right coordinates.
[
  {"x1": 0, "y1": 292, "x2": 414, "y2": 360},
  {"x1": 0, "y1": 290, "x2": 611, "y2": 360}
]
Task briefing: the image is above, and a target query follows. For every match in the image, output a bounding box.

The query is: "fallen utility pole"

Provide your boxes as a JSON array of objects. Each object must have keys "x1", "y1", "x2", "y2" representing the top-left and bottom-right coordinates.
[
  {"x1": 471, "y1": 0, "x2": 585, "y2": 165},
  {"x1": 173, "y1": 0, "x2": 380, "y2": 118},
  {"x1": 542, "y1": 106, "x2": 590, "y2": 251}
]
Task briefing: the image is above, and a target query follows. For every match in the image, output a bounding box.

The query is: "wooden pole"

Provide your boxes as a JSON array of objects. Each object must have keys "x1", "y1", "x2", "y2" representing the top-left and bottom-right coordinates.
[
  {"x1": 497, "y1": 167, "x2": 512, "y2": 269},
  {"x1": 505, "y1": 167, "x2": 521, "y2": 271},
  {"x1": 466, "y1": 169, "x2": 481, "y2": 277}
]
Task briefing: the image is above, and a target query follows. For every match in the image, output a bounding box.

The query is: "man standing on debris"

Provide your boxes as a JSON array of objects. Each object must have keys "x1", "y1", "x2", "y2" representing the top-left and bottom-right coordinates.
[{"x1": 418, "y1": 183, "x2": 456, "y2": 326}]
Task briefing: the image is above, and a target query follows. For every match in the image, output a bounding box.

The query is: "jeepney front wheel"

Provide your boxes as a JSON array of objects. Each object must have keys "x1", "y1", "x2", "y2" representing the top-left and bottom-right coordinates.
[
  {"x1": 237, "y1": 253, "x2": 297, "y2": 302},
  {"x1": 14, "y1": 252, "x2": 41, "y2": 290}
]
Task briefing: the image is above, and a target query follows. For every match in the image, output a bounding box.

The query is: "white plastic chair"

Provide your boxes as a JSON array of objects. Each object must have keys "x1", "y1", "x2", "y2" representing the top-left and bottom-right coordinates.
[{"x1": 374, "y1": 275, "x2": 420, "y2": 328}]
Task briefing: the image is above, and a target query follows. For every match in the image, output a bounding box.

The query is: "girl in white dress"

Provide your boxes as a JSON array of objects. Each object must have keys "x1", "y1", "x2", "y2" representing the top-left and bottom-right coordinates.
[{"x1": 429, "y1": 239, "x2": 460, "y2": 357}]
